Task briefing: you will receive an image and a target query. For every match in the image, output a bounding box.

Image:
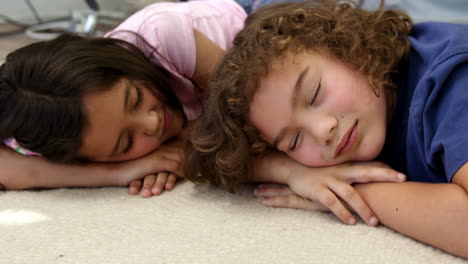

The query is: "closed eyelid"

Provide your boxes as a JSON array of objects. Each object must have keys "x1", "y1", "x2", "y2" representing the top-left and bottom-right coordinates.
[
  {"x1": 123, "y1": 131, "x2": 134, "y2": 154},
  {"x1": 289, "y1": 130, "x2": 302, "y2": 151},
  {"x1": 310, "y1": 79, "x2": 321, "y2": 105},
  {"x1": 133, "y1": 85, "x2": 142, "y2": 109}
]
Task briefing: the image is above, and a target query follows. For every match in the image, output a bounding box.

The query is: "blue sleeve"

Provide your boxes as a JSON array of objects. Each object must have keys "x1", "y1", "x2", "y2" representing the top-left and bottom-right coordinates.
[{"x1": 427, "y1": 59, "x2": 468, "y2": 182}]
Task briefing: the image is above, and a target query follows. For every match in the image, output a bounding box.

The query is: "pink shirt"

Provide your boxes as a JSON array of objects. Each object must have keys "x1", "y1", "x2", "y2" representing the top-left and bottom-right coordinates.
[{"x1": 106, "y1": 0, "x2": 247, "y2": 121}]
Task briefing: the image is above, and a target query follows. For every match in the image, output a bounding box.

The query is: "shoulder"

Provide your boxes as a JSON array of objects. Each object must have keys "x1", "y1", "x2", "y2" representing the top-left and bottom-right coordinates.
[
  {"x1": 410, "y1": 55, "x2": 468, "y2": 182},
  {"x1": 409, "y1": 22, "x2": 468, "y2": 67},
  {"x1": 107, "y1": 0, "x2": 246, "y2": 38},
  {"x1": 406, "y1": 23, "x2": 468, "y2": 106},
  {"x1": 105, "y1": 0, "x2": 246, "y2": 73},
  {"x1": 395, "y1": 23, "x2": 468, "y2": 182}
]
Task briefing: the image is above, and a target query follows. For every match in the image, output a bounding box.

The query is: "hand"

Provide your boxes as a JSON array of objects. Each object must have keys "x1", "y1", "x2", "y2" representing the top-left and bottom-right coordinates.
[
  {"x1": 255, "y1": 183, "x2": 328, "y2": 210},
  {"x1": 255, "y1": 161, "x2": 406, "y2": 226},
  {"x1": 113, "y1": 138, "x2": 185, "y2": 186},
  {"x1": 128, "y1": 172, "x2": 181, "y2": 198}
]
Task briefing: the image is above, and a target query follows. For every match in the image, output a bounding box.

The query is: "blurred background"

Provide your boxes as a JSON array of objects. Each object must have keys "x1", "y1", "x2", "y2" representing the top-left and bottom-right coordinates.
[
  {"x1": 0, "y1": 0, "x2": 177, "y2": 59},
  {"x1": 1, "y1": 0, "x2": 177, "y2": 22},
  {"x1": 0, "y1": 0, "x2": 467, "y2": 60}
]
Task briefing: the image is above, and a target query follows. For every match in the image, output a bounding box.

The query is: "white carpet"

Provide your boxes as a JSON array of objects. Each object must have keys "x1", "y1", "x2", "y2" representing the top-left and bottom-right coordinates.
[{"x1": 1, "y1": 181, "x2": 465, "y2": 264}]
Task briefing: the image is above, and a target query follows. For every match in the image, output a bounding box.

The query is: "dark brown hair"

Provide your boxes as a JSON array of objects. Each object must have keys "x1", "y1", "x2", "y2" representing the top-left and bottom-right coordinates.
[
  {"x1": 185, "y1": 0, "x2": 412, "y2": 192},
  {"x1": 0, "y1": 33, "x2": 182, "y2": 162}
]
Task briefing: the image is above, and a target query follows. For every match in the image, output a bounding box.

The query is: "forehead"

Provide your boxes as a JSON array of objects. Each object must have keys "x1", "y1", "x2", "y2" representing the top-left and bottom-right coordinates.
[
  {"x1": 79, "y1": 78, "x2": 125, "y2": 159},
  {"x1": 248, "y1": 59, "x2": 300, "y2": 144}
]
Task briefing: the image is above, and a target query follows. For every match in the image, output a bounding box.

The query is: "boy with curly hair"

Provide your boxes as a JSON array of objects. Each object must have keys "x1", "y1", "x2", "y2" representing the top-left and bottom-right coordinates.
[{"x1": 187, "y1": 0, "x2": 468, "y2": 258}]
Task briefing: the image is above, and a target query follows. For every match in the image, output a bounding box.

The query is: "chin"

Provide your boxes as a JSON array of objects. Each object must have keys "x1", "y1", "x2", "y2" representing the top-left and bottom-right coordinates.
[{"x1": 359, "y1": 138, "x2": 385, "y2": 161}]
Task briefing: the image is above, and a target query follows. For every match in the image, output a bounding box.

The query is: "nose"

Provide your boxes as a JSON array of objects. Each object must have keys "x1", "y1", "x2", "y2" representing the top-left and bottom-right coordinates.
[
  {"x1": 302, "y1": 111, "x2": 337, "y2": 145},
  {"x1": 135, "y1": 109, "x2": 160, "y2": 136}
]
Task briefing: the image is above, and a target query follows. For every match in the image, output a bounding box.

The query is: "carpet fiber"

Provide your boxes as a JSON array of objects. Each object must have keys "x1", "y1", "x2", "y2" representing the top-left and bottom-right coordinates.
[{"x1": 1, "y1": 181, "x2": 466, "y2": 264}]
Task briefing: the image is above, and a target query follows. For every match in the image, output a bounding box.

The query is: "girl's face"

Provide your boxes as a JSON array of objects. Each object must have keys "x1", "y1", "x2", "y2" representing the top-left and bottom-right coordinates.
[
  {"x1": 78, "y1": 78, "x2": 184, "y2": 162},
  {"x1": 248, "y1": 52, "x2": 388, "y2": 167}
]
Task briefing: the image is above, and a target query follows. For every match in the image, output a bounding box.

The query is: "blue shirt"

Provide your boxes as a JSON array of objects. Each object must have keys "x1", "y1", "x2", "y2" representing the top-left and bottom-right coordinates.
[{"x1": 379, "y1": 22, "x2": 468, "y2": 183}]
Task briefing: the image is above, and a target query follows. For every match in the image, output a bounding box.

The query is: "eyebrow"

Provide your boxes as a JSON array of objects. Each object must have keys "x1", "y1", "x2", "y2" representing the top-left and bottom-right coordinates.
[
  {"x1": 109, "y1": 81, "x2": 131, "y2": 157},
  {"x1": 272, "y1": 66, "x2": 309, "y2": 149}
]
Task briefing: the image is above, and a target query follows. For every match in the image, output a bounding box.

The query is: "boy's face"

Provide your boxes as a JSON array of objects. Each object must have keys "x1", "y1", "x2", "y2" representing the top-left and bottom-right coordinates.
[
  {"x1": 248, "y1": 52, "x2": 388, "y2": 166},
  {"x1": 78, "y1": 78, "x2": 184, "y2": 162}
]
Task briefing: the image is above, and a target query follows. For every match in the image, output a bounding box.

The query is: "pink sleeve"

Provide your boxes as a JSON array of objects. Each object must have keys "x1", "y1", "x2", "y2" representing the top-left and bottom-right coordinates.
[
  {"x1": 138, "y1": 10, "x2": 195, "y2": 78},
  {"x1": 136, "y1": 0, "x2": 247, "y2": 78}
]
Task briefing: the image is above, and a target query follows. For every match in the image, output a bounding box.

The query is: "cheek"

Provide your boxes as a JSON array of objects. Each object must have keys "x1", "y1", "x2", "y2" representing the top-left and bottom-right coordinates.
[
  {"x1": 357, "y1": 122, "x2": 386, "y2": 161},
  {"x1": 288, "y1": 137, "x2": 342, "y2": 167},
  {"x1": 289, "y1": 142, "x2": 326, "y2": 167},
  {"x1": 322, "y1": 78, "x2": 362, "y2": 112},
  {"x1": 326, "y1": 91, "x2": 357, "y2": 112}
]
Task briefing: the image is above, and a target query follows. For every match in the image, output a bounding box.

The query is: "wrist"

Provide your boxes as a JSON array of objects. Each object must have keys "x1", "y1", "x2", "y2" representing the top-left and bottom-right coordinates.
[
  {"x1": 96, "y1": 162, "x2": 127, "y2": 186},
  {"x1": 254, "y1": 151, "x2": 299, "y2": 184}
]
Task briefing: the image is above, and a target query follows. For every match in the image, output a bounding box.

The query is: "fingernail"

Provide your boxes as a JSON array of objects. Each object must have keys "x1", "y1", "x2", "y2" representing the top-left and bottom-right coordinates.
[
  {"x1": 398, "y1": 173, "x2": 406, "y2": 181},
  {"x1": 348, "y1": 218, "x2": 356, "y2": 225},
  {"x1": 261, "y1": 199, "x2": 271, "y2": 206},
  {"x1": 370, "y1": 217, "x2": 378, "y2": 226},
  {"x1": 143, "y1": 190, "x2": 151, "y2": 197},
  {"x1": 152, "y1": 187, "x2": 161, "y2": 194}
]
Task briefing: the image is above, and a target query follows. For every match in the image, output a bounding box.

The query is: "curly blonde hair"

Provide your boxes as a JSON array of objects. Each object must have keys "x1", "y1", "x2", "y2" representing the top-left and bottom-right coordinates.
[{"x1": 185, "y1": 0, "x2": 412, "y2": 192}]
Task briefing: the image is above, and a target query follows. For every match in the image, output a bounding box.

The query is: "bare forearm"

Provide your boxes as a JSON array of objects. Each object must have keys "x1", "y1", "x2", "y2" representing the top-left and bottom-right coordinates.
[
  {"x1": 253, "y1": 151, "x2": 295, "y2": 184},
  {"x1": 355, "y1": 182, "x2": 468, "y2": 258},
  {"x1": 30, "y1": 159, "x2": 122, "y2": 189},
  {"x1": 0, "y1": 146, "x2": 122, "y2": 190}
]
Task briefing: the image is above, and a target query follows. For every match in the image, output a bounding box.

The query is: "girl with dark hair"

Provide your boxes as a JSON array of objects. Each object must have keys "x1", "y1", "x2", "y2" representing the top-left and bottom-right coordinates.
[
  {"x1": 186, "y1": 0, "x2": 468, "y2": 258},
  {"x1": 0, "y1": 0, "x2": 246, "y2": 197}
]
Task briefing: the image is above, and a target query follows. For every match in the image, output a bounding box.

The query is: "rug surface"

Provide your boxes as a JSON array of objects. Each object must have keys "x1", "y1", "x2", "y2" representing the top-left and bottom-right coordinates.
[{"x1": 1, "y1": 181, "x2": 466, "y2": 264}]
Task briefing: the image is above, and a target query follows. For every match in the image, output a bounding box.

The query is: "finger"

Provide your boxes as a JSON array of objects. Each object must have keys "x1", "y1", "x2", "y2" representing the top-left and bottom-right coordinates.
[
  {"x1": 261, "y1": 194, "x2": 321, "y2": 211},
  {"x1": 152, "y1": 172, "x2": 168, "y2": 195},
  {"x1": 165, "y1": 174, "x2": 178, "y2": 190},
  {"x1": 254, "y1": 184, "x2": 294, "y2": 198},
  {"x1": 329, "y1": 180, "x2": 379, "y2": 226},
  {"x1": 141, "y1": 175, "x2": 157, "y2": 198},
  {"x1": 345, "y1": 166, "x2": 405, "y2": 184},
  {"x1": 128, "y1": 180, "x2": 142, "y2": 195},
  {"x1": 317, "y1": 188, "x2": 356, "y2": 225}
]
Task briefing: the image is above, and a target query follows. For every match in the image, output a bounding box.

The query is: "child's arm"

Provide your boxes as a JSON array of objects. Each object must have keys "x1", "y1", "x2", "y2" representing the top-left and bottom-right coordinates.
[
  {"x1": 0, "y1": 143, "x2": 183, "y2": 190},
  {"x1": 354, "y1": 163, "x2": 468, "y2": 259},
  {"x1": 255, "y1": 162, "x2": 468, "y2": 259},
  {"x1": 253, "y1": 151, "x2": 405, "y2": 226}
]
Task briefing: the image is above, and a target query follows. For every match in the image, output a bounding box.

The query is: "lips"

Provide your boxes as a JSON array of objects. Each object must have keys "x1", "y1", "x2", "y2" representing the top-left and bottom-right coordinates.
[{"x1": 335, "y1": 121, "x2": 358, "y2": 157}]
